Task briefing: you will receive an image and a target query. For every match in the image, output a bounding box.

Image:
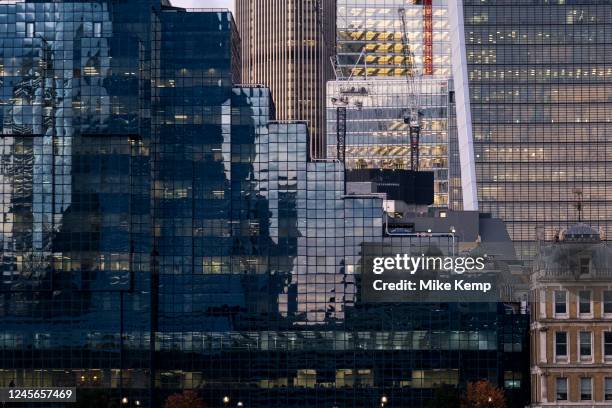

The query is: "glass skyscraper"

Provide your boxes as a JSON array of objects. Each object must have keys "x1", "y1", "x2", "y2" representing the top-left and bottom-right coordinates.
[
  {"x1": 336, "y1": 0, "x2": 452, "y2": 78},
  {"x1": 331, "y1": 1, "x2": 479, "y2": 213},
  {"x1": 463, "y1": 0, "x2": 612, "y2": 259},
  {"x1": 0, "y1": 1, "x2": 528, "y2": 407},
  {"x1": 326, "y1": 79, "x2": 452, "y2": 208},
  {"x1": 0, "y1": 1, "x2": 243, "y2": 405}
]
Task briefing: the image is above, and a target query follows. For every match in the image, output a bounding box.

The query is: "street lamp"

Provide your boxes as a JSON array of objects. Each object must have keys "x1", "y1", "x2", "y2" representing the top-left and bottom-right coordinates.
[
  {"x1": 121, "y1": 397, "x2": 128, "y2": 405},
  {"x1": 223, "y1": 396, "x2": 230, "y2": 405},
  {"x1": 236, "y1": 402, "x2": 244, "y2": 407},
  {"x1": 381, "y1": 395, "x2": 388, "y2": 407},
  {"x1": 135, "y1": 401, "x2": 141, "y2": 407}
]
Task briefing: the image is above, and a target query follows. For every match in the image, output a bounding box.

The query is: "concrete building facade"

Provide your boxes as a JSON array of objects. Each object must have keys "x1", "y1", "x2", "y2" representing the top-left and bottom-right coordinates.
[{"x1": 235, "y1": 0, "x2": 336, "y2": 159}]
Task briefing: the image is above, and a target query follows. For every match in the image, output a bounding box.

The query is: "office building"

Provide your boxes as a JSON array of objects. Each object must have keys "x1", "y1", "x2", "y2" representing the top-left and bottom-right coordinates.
[
  {"x1": 336, "y1": 0, "x2": 452, "y2": 78},
  {"x1": 235, "y1": 0, "x2": 335, "y2": 159},
  {"x1": 463, "y1": 0, "x2": 612, "y2": 259},
  {"x1": 0, "y1": 2, "x2": 243, "y2": 406},
  {"x1": 326, "y1": 78, "x2": 452, "y2": 208},
  {"x1": 0, "y1": 1, "x2": 527, "y2": 407},
  {"x1": 530, "y1": 224, "x2": 612, "y2": 405},
  {"x1": 331, "y1": 1, "x2": 478, "y2": 212},
  {"x1": 336, "y1": 0, "x2": 612, "y2": 256}
]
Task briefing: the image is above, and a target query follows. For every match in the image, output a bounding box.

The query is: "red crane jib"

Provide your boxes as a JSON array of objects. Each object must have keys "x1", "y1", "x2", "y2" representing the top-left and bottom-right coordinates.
[{"x1": 423, "y1": 0, "x2": 433, "y2": 76}]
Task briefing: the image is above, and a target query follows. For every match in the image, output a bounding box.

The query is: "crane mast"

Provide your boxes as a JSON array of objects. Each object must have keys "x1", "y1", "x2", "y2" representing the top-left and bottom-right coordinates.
[{"x1": 398, "y1": 7, "x2": 421, "y2": 172}]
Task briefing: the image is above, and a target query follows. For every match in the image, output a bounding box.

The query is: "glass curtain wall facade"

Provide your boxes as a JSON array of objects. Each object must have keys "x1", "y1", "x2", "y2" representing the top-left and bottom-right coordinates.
[
  {"x1": 336, "y1": 0, "x2": 451, "y2": 78},
  {"x1": 326, "y1": 79, "x2": 451, "y2": 208},
  {"x1": 464, "y1": 0, "x2": 612, "y2": 259},
  {"x1": 0, "y1": 2, "x2": 241, "y2": 406},
  {"x1": 0, "y1": 2, "x2": 528, "y2": 407},
  {"x1": 333, "y1": 1, "x2": 469, "y2": 211},
  {"x1": 0, "y1": 0, "x2": 158, "y2": 404}
]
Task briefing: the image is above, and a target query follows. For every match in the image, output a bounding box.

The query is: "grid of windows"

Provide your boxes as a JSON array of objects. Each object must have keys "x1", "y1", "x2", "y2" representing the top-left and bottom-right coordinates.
[
  {"x1": 0, "y1": 2, "x2": 531, "y2": 407},
  {"x1": 326, "y1": 79, "x2": 451, "y2": 207},
  {"x1": 0, "y1": 0, "x2": 158, "y2": 405},
  {"x1": 464, "y1": 0, "x2": 612, "y2": 259},
  {"x1": 532, "y1": 234, "x2": 612, "y2": 405},
  {"x1": 235, "y1": 0, "x2": 335, "y2": 159},
  {"x1": 331, "y1": 0, "x2": 459, "y2": 209},
  {"x1": 336, "y1": 0, "x2": 451, "y2": 78}
]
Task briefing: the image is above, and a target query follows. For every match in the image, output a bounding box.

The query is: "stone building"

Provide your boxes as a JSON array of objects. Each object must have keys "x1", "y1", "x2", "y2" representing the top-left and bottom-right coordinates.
[{"x1": 530, "y1": 224, "x2": 612, "y2": 406}]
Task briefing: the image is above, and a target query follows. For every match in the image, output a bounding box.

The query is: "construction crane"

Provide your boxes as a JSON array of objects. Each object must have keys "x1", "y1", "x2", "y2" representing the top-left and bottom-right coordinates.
[{"x1": 398, "y1": 7, "x2": 422, "y2": 172}]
